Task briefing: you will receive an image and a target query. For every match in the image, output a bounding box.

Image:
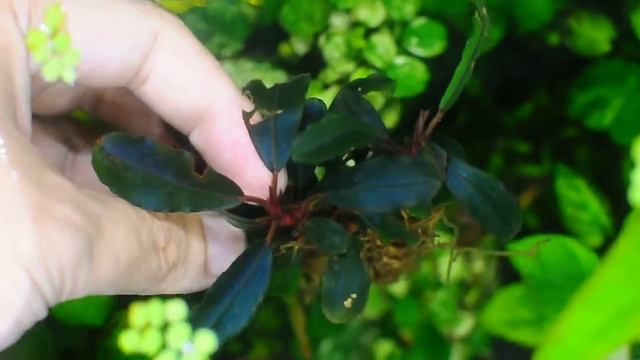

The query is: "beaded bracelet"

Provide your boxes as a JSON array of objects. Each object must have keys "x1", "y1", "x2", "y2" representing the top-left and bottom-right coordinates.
[{"x1": 25, "y1": 3, "x2": 80, "y2": 85}]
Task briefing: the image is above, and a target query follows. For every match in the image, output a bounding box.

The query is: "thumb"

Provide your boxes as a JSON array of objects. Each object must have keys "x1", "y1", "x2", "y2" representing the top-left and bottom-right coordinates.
[{"x1": 66, "y1": 190, "x2": 245, "y2": 299}]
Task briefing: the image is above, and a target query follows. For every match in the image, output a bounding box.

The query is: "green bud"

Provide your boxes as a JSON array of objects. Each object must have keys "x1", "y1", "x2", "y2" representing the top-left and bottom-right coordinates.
[
  {"x1": 139, "y1": 328, "x2": 164, "y2": 357},
  {"x1": 153, "y1": 349, "x2": 179, "y2": 360},
  {"x1": 127, "y1": 301, "x2": 149, "y2": 329},
  {"x1": 41, "y1": 57, "x2": 63, "y2": 82},
  {"x1": 117, "y1": 328, "x2": 141, "y2": 355},
  {"x1": 146, "y1": 298, "x2": 166, "y2": 328},
  {"x1": 165, "y1": 322, "x2": 193, "y2": 350},
  {"x1": 26, "y1": 29, "x2": 49, "y2": 52},
  {"x1": 44, "y1": 3, "x2": 65, "y2": 33},
  {"x1": 165, "y1": 298, "x2": 189, "y2": 323},
  {"x1": 52, "y1": 32, "x2": 71, "y2": 52},
  {"x1": 192, "y1": 328, "x2": 219, "y2": 355}
]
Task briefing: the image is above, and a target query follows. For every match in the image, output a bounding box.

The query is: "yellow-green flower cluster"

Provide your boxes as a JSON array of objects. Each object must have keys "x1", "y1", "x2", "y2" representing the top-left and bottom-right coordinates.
[
  {"x1": 25, "y1": 3, "x2": 81, "y2": 85},
  {"x1": 117, "y1": 297, "x2": 219, "y2": 360},
  {"x1": 629, "y1": 137, "x2": 640, "y2": 208}
]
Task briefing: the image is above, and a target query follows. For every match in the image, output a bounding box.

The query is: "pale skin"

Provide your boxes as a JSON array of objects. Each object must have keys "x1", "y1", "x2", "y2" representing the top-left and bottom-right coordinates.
[{"x1": 0, "y1": 0, "x2": 273, "y2": 349}]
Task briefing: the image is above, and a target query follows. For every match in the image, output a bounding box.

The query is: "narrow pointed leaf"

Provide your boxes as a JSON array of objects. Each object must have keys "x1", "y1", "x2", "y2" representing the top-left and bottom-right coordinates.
[
  {"x1": 244, "y1": 75, "x2": 311, "y2": 171},
  {"x1": 322, "y1": 238, "x2": 370, "y2": 323},
  {"x1": 292, "y1": 113, "x2": 380, "y2": 164},
  {"x1": 303, "y1": 217, "x2": 350, "y2": 255},
  {"x1": 192, "y1": 242, "x2": 273, "y2": 343},
  {"x1": 445, "y1": 157, "x2": 521, "y2": 240},
  {"x1": 92, "y1": 133, "x2": 242, "y2": 212},
  {"x1": 438, "y1": 0, "x2": 489, "y2": 111},
  {"x1": 323, "y1": 156, "x2": 442, "y2": 213}
]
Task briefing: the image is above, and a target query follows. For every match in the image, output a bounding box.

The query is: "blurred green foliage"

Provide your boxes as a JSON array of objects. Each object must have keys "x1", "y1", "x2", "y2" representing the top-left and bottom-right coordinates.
[{"x1": 6, "y1": 0, "x2": 640, "y2": 359}]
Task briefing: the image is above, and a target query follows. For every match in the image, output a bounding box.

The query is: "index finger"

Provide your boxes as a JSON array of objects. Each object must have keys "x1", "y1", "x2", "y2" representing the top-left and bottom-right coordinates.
[{"x1": 30, "y1": 0, "x2": 271, "y2": 197}]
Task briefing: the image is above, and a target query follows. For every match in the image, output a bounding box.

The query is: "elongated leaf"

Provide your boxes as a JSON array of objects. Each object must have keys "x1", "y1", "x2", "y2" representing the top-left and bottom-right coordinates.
[
  {"x1": 192, "y1": 242, "x2": 273, "y2": 343},
  {"x1": 92, "y1": 133, "x2": 242, "y2": 212},
  {"x1": 292, "y1": 113, "x2": 380, "y2": 164},
  {"x1": 244, "y1": 75, "x2": 311, "y2": 171},
  {"x1": 438, "y1": 0, "x2": 489, "y2": 111},
  {"x1": 303, "y1": 217, "x2": 350, "y2": 255},
  {"x1": 445, "y1": 157, "x2": 521, "y2": 240},
  {"x1": 535, "y1": 210, "x2": 640, "y2": 360},
  {"x1": 323, "y1": 156, "x2": 442, "y2": 213},
  {"x1": 322, "y1": 238, "x2": 370, "y2": 323},
  {"x1": 329, "y1": 88, "x2": 387, "y2": 134}
]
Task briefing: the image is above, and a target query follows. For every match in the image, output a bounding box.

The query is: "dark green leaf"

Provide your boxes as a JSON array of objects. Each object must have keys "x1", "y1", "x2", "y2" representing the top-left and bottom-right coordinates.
[
  {"x1": 51, "y1": 296, "x2": 114, "y2": 327},
  {"x1": 292, "y1": 113, "x2": 380, "y2": 164},
  {"x1": 192, "y1": 243, "x2": 273, "y2": 343},
  {"x1": 303, "y1": 217, "x2": 350, "y2": 255},
  {"x1": 445, "y1": 157, "x2": 521, "y2": 240},
  {"x1": 300, "y1": 97, "x2": 328, "y2": 132},
  {"x1": 330, "y1": 87, "x2": 388, "y2": 134},
  {"x1": 244, "y1": 75, "x2": 311, "y2": 171},
  {"x1": 419, "y1": 143, "x2": 448, "y2": 180},
  {"x1": 92, "y1": 133, "x2": 242, "y2": 212},
  {"x1": 431, "y1": 134, "x2": 467, "y2": 160},
  {"x1": 346, "y1": 73, "x2": 396, "y2": 96},
  {"x1": 321, "y1": 238, "x2": 370, "y2": 323},
  {"x1": 438, "y1": 0, "x2": 489, "y2": 111},
  {"x1": 323, "y1": 156, "x2": 442, "y2": 213}
]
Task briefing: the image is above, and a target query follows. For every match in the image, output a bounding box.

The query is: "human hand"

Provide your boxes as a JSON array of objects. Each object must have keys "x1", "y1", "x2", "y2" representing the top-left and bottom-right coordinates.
[{"x1": 0, "y1": 0, "x2": 271, "y2": 349}]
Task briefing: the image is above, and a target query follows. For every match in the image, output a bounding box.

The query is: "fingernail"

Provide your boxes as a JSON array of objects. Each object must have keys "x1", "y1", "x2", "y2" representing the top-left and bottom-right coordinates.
[{"x1": 202, "y1": 214, "x2": 246, "y2": 277}]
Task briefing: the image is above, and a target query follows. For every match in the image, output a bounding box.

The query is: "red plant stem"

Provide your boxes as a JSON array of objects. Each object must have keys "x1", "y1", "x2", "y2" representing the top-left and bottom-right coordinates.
[
  {"x1": 423, "y1": 110, "x2": 446, "y2": 141},
  {"x1": 265, "y1": 220, "x2": 279, "y2": 244},
  {"x1": 240, "y1": 195, "x2": 270, "y2": 209}
]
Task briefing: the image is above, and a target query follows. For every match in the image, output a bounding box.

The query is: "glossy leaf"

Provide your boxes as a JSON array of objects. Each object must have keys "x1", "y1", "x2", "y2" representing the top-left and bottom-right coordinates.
[
  {"x1": 300, "y1": 97, "x2": 328, "y2": 131},
  {"x1": 567, "y1": 59, "x2": 640, "y2": 145},
  {"x1": 244, "y1": 75, "x2": 311, "y2": 171},
  {"x1": 535, "y1": 211, "x2": 640, "y2": 360},
  {"x1": 401, "y1": 17, "x2": 448, "y2": 58},
  {"x1": 92, "y1": 133, "x2": 242, "y2": 212},
  {"x1": 292, "y1": 113, "x2": 380, "y2": 164},
  {"x1": 303, "y1": 217, "x2": 350, "y2": 255},
  {"x1": 554, "y1": 164, "x2": 613, "y2": 248},
  {"x1": 192, "y1": 242, "x2": 273, "y2": 343},
  {"x1": 384, "y1": 55, "x2": 431, "y2": 98},
  {"x1": 361, "y1": 213, "x2": 420, "y2": 245},
  {"x1": 321, "y1": 238, "x2": 370, "y2": 323},
  {"x1": 323, "y1": 156, "x2": 442, "y2": 213},
  {"x1": 445, "y1": 157, "x2": 521, "y2": 240},
  {"x1": 438, "y1": 0, "x2": 489, "y2": 111}
]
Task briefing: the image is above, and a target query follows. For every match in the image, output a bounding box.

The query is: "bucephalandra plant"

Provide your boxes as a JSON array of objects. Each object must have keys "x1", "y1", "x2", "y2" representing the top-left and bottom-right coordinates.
[
  {"x1": 117, "y1": 297, "x2": 220, "y2": 360},
  {"x1": 91, "y1": 0, "x2": 526, "y2": 354},
  {"x1": 25, "y1": 3, "x2": 81, "y2": 85}
]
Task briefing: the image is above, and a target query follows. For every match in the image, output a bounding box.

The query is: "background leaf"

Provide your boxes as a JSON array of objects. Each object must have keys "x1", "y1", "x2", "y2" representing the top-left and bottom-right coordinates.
[
  {"x1": 192, "y1": 242, "x2": 273, "y2": 343},
  {"x1": 384, "y1": 55, "x2": 431, "y2": 98},
  {"x1": 401, "y1": 17, "x2": 448, "y2": 58},
  {"x1": 244, "y1": 75, "x2": 311, "y2": 171},
  {"x1": 51, "y1": 296, "x2": 114, "y2": 327},
  {"x1": 438, "y1": 0, "x2": 489, "y2": 111},
  {"x1": 554, "y1": 164, "x2": 613, "y2": 248},
  {"x1": 303, "y1": 217, "x2": 350, "y2": 255},
  {"x1": 321, "y1": 238, "x2": 371, "y2": 323},
  {"x1": 445, "y1": 157, "x2": 522, "y2": 240},
  {"x1": 567, "y1": 59, "x2": 640, "y2": 145},
  {"x1": 535, "y1": 211, "x2": 640, "y2": 360},
  {"x1": 92, "y1": 133, "x2": 242, "y2": 212},
  {"x1": 323, "y1": 155, "x2": 442, "y2": 213}
]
